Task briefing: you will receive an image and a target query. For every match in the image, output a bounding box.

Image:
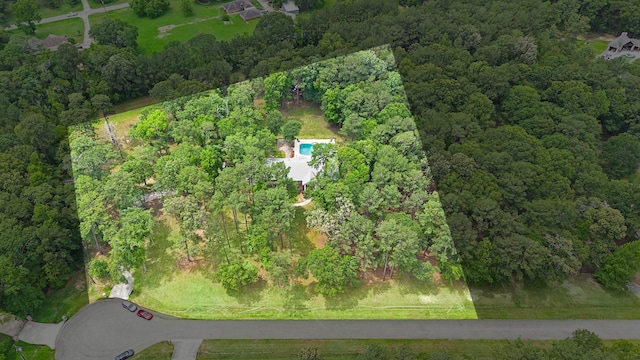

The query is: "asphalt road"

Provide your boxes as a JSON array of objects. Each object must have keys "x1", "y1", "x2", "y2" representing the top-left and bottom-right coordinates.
[{"x1": 55, "y1": 299, "x2": 640, "y2": 360}]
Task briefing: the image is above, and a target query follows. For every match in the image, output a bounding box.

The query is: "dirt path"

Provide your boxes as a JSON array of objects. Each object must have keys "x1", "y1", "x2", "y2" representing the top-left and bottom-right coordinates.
[{"x1": 157, "y1": 16, "x2": 221, "y2": 38}]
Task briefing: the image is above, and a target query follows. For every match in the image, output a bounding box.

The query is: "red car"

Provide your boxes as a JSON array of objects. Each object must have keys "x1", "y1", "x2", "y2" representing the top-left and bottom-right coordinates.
[{"x1": 136, "y1": 309, "x2": 153, "y2": 320}]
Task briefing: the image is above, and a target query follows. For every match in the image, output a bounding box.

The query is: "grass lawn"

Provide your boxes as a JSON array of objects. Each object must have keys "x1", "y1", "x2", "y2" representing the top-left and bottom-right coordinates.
[
  {"x1": 197, "y1": 339, "x2": 528, "y2": 359},
  {"x1": 89, "y1": 1, "x2": 258, "y2": 56},
  {"x1": 280, "y1": 102, "x2": 343, "y2": 140},
  {"x1": 575, "y1": 38, "x2": 609, "y2": 55},
  {"x1": 470, "y1": 274, "x2": 640, "y2": 319},
  {"x1": 5, "y1": 342, "x2": 55, "y2": 360},
  {"x1": 113, "y1": 95, "x2": 161, "y2": 113},
  {"x1": 1, "y1": 335, "x2": 54, "y2": 360},
  {"x1": 5, "y1": 2, "x2": 83, "y2": 24},
  {"x1": 31, "y1": 270, "x2": 89, "y2": 323},
  {"x1": 91, "y1": 102, "x2": 156, "y2": 150},
  {"x1": 131, "y1": 341, "x2": 173, "y2": 360},
  {"x1": 134, "y1": 338, "x2": 640, "y2": 360},
  {"x1": 36, "y1": 18, "x2": 84, "y2": 44}
]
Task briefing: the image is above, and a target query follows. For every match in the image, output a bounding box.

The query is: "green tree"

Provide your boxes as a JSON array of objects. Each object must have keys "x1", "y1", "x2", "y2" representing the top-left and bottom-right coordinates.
[
  {"x1": 266, "y1": 110, "x2": 285, "y2": 136},
  {"x1": 89, "y1": 18, "x2": 139, "y2": 48},
  {"x1": 600, "y1": 133, "x2": 640, "y2": 179},
  {"x1": 306, "y1": 246, "x2": 359, "y2": 296},
  {"x1": 266, "y1": 251, "x2": 292, "y2": 287},
  {"x1": 263, "y1": 72, "x2": 289, "y2": 112},
  {"x1": 88, "y1": 258, "x2": 110, "y2": 280},
  {"x1": 214, "y1": 261, "x2": 259, "y2": 291},
  {"x1": 109, "y1": 207, "x2": 153, "y2": 274},
  {"x1": 594, "y1": 240, "x2": 640, "y2": 291},
  {"x1": 103, "y1": 169, "x2": 145, "y2": 210},
  {"x1": 11, "y1": 0, "x2": 41, "y2": 34},
  {"x1": 282, "y1": 120, "x2": 302, "y2": 143},
  {"x1": 181, "y1": 0, "x2": 193, "y2": 16},
  {"x1": 145, "y1": 0, "x2": 170, "y2": 18},
  {"x1": 130, "y1": 109, "x2": 169, "y2": 143},
  {"x1": 254, "y1": 12, "x2": 295, "y2": 44},
  {"x1": 164, "y1": 195, "x2": 208, "y2": 261},
  {"x1": 69, "y1": 134, "x2": 118, "y2": 180},
  {"x1": 549, "y1": 329, "x2": 615, "y2": 360}
]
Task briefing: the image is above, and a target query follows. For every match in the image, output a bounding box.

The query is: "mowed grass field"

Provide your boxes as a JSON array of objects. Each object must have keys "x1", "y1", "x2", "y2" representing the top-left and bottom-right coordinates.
[
  {"x1": 89, "y1": 0, "x2": 258, "y2": 56},
  {"x1": 134, "y1": 339, "x2": 640, "y2": 360},
  {"x1": 575, "y1": 38, "x2": 609, "y2": 55},
  {"x1": 281, "y1": 102, "x2": 343, "y2": 140},
  {"x1": 471, "y1": 274, "x2": 640, "y2": 319}
]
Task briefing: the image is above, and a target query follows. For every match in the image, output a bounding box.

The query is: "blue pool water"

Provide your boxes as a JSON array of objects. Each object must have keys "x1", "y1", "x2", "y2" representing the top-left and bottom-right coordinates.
[{"x1": 299, "y1": 143, "x2": 314, "y2": 156}]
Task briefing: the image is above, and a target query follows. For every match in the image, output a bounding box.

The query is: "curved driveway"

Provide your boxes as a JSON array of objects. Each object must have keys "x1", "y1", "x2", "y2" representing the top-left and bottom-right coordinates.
[{"x1": 55, "y1": 299, "x2": 640, "y2": 360}]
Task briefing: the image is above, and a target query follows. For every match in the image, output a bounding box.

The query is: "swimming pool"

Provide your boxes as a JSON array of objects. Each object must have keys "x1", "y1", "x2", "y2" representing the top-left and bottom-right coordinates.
[{"x1": 299, "y1": 143, "x2": 314, "y2": 156}]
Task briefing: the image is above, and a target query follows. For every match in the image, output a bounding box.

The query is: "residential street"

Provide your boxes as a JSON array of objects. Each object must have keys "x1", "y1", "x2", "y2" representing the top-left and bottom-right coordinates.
[
  {"x1": 3, "y1": 0, "x2": 130, "y2": 47},
  {"x1": 53, "y1": 298, "x2": 640, "y2": 360}
]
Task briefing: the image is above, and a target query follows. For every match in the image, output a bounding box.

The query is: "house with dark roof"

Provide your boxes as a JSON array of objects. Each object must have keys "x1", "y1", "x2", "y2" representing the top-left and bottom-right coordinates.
[
  {"x1": 607, "y1": 32, "x2": 640, "y2": 52},
  {"x1": 223, "y1": 0, "x2": 253, "y2": 14},
  {"x1": 239, "y1": 7, "x2": 262, "y2": 21},
  {"x1": 42, "y1": 34, "x2": 68, "y2": 51}
]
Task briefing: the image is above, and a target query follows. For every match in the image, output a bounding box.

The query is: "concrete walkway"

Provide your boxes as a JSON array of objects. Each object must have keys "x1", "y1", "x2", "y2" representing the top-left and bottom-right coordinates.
[
  {"x1": 17, "y1": 321, "x2": 64, "y2": 349},
  {"x1": 628, "y1": 282, "x2": 640, "y2": 299},
  {"x1": 293, "y1": 198, "x2": 312, "y2": 207},
  {"x1": 0, "y1": 314, "x2": 25, "y2": 338},
  {"x1": 171, "y1": 339, "x2": 202, "y2": 360}
]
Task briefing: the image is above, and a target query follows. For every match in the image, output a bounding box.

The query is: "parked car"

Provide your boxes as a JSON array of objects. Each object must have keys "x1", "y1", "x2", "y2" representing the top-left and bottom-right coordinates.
[
  {"x1": 121, "y1": 301, "x2": 137, "y2": 312},
  {"x1": 115, "y1": 349, "x2": 134, "y2": 360},
  {"x1": 66, "y1": 12, "x2": 78, "y2": 17},
  {"x1": 137, "y1": 309, "x2": 153, "y2": 320}
]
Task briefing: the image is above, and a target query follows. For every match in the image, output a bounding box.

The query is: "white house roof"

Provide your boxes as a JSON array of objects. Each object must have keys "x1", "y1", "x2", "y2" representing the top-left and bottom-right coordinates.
[
  {"x1": 267, "y1": 158, "x2": 320, "y2": 185},
  {"x1": 282, "y1": 0, "x2": 299, "y2": 12}
]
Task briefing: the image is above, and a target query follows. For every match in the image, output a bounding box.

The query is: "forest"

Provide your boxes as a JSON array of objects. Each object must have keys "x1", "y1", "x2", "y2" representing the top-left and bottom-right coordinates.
[
  {"x1": 1, "y1": 0, "x2": 640, "y2": 316},
  {"x1": 70, "y1": 47, "x2": 462, "y2": 305}
]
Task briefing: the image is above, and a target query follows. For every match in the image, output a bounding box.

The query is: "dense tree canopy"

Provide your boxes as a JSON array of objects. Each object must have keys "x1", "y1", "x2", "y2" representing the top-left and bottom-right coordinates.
[{"x1": 3, "y1": 0, "x2": 640, "y2": 316}]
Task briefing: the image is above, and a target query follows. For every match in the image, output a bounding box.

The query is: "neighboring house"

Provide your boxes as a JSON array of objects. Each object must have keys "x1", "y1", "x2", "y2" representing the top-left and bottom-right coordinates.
[
  {"x1": 282, "y1": 0, "x2": 299, "y2": 15},
  {"x1": 607, "y1": 32, "x2": 640, "y2": 52},
  {"x1": 239, "y1": 7, "x2": 262, "y2": 21},
  {"x1": 223, "y1": 0, "x2": 253, "y2": 14},
  {"x1": 42, "y1": 34, "x2": 69, "y2": 51}
]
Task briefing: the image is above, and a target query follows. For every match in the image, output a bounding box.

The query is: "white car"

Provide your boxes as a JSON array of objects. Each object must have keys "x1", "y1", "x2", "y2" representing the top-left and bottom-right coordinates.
[{"x1": 66, "y1": 12, "x2": 78, "y2": 17}]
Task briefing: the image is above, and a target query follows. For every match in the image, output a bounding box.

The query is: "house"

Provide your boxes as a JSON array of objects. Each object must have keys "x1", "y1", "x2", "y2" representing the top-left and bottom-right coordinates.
[
  {"x1": 41, "y1": 34, "x2": 68, "y2": 51},
  {"x1": 266, "y1": 158, "x2": 319, "y2": 191},
  {"x1": 282, "y1": 0, "x2": 299, "y2": 15},
  {"x1": 607, "y1": 32, "x2": 640, "y2": 52},
  {"x1": 239, "y1": 7, "x2": 262, "y2": 21},
  {"x1": 223, "y1": 0, "x2": 253, "y2": 14}
]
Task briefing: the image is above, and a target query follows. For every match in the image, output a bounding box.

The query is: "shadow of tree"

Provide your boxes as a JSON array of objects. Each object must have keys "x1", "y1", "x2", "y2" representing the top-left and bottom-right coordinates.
[
  {"x1": 322, "y1": 281, "x2": 372, "y2": 311},
  {"x1": 396, "y1": 273, "x2": 441, "y2": 297},
  {"x1": 226, "y1": 278, "x2": 267, "y2": 306},
  {"x1": 283, "y1": 283, "x2": 310, "y2": 317},
  {"x1": 291, "y1": 207, "x2": 315, "y2": 256},
  {"x1": 134, "y1": 221, "x2": 176, "y2": 290}
]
